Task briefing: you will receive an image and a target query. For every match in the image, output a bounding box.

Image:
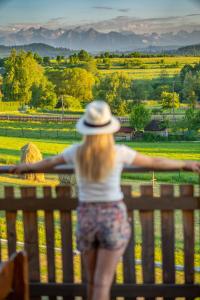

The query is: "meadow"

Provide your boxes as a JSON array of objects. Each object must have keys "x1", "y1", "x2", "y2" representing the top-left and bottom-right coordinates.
[
  {"x1": 50, "y1": 55, "x2": 200, "y2": 80},
  {"x1": 99, "y1": 67, "x2": 180, "y2": 79},
  {"x1": 0, "y1": 120, "x2": 199, "y2": 185}
]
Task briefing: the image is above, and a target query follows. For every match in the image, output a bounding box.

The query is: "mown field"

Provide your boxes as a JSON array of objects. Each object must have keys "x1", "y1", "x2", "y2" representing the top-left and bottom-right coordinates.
[
  {"x1": 100, "y1": 67, "x2": 180, "y2": 80},
  {"x1": 50, "y1": 55, "x2": 200, "y2": 80}
]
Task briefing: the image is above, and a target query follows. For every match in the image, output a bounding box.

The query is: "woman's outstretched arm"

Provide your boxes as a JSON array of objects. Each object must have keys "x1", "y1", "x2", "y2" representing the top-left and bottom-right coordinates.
[
  {"x1": 133, "y1": 153, "x2": 200, "y2": 173},
  {"x1": 10, "y1": 155, "x2": 65, "y2": 174}
]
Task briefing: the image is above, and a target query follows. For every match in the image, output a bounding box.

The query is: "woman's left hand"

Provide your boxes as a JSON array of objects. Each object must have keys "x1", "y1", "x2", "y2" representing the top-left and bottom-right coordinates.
[{"x1": 9, "y1": 163, "x2": 30, "y2": 174}]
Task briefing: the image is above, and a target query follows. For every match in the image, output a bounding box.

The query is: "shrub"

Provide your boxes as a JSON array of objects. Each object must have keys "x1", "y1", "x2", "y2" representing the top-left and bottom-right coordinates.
[{"x1": 130, "y1": 104, "x2": 152, "y2": 131}]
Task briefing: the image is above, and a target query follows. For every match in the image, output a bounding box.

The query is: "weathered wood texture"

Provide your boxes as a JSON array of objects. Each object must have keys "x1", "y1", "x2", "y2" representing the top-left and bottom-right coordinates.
[{"x1": 0, "y1": 251, "x2": 29, "y2": 300}]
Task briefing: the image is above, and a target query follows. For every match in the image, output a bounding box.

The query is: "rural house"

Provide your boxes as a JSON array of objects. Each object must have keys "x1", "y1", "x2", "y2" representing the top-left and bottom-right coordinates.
[{"x1": 145, "y1": 119, "x2": 168, "y2": 136}]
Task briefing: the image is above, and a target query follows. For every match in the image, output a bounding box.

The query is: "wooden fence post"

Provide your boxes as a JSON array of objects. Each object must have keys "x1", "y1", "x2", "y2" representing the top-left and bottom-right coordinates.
[
  {"x1": 161, "y1": 185, "x2": 175, "y2": 300},
  {"x1": 140, "y1": 185, "x2": 155, "y2": 300}
]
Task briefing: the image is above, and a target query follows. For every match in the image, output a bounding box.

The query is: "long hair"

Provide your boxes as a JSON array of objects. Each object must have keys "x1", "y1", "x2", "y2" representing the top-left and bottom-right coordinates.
[{"x1": 76, "y1": 134, "x2": 116, "y2": 182}]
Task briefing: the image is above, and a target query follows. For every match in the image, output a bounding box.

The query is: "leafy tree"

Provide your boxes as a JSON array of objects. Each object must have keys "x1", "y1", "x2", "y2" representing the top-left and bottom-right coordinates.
[
  {"x1": 43, "y1": 56, "x2": 50, "y2": 64},
  {"x1": 130, "y1": 52, "x2": 141, "y2": 58},
  {"x1": 179, "y1": 64, "x2": 194, "y2": 82},
  {"x1": 104, "y1": 51, "x2": 110, "y2": 58},
  {"x1": 129, "y1": 104, "x2": 152, "y2": 131},
  {"x1": 183, "y1": 109, "x2": 200, "y2": 131},
  {"x1": 131, "y1": 80, "x2": 153, "y2": 102},
  {"x1": 59, "y1": 68, "x2": 95, "y2": 102},
  {"x1": 0, "y1": 75, "x2": 3, "y2": 101},
  {"x1": 82, "y1": 59, "x2": 97, "y2": 74},
  {"x1": 161, "y1": 91, "x2": 180, "y2": 110},
  {"x1": 69, "y1": 54, "x2": 79, "y2": 65},
  {"x1": 33, "y1": 53, "x2": 43, "y2": 64},
  {"x1": 3, "y1": 50, "x2": 56, "y2": 107},
  {"x1": 45, "y1": 69, "x2": 63, "y2": 96},
  {"x1": 57, "y1": 95, "x2": 82, "y2": 111},
  {"x1": 3, "y1": 50, "x2": 44, "y2": 103},
  {"x1": 94, "y1": 72, "x2": 132, "y2": 115},
  {"x1": 154, "y1": 84, "x2": 170, "y2": 100},
  {"x1": 78, "y1": 50, "x2": 90, "y2": 61},
  {"x1": 56, "y1": 55, "x2": 62, "y2": 63},
  {"x1": 0, "y1": 58, "x2": 5, "y2": 67},
  {"x1": 182, "y1": 72, "x2": 197, "y2": 108},
  {"x1": 31, "y1": 78, "x2": 57, "y2": 108}
]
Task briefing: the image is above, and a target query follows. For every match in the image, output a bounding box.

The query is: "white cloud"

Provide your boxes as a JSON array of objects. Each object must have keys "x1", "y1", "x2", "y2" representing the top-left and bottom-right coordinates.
[
  {"x1": 1, "y1": 13, "x2": 200, "y2": 35},
  {"x1": 80, "y1": 14, "x2": 200, "y2": 34}
]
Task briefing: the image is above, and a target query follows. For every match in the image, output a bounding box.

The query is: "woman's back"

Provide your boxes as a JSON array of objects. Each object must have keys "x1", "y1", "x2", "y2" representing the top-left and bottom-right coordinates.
[{"x1": 62, "y1": 143, "x2": 137, "y2": 202}]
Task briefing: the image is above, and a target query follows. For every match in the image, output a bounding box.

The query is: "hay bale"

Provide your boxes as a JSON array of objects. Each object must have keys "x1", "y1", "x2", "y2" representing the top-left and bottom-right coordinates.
[{"x1": 20, "y1": 143, "x2": 45, "y2": 182}]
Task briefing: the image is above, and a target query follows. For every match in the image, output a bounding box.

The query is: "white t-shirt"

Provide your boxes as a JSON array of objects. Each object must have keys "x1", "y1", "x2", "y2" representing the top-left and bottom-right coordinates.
[{"x1": 62, "y1": 144, "x2": 137, "y2": 202}]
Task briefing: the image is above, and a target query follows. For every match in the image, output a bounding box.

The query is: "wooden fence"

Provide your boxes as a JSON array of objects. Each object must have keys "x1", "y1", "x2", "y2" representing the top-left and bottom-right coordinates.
[
  {"x1": 0, "y1": 178, "x2": 200, "y2": 299},
  {"x1": 0, "y1": 114, "x2": 129, "y2": 123}
]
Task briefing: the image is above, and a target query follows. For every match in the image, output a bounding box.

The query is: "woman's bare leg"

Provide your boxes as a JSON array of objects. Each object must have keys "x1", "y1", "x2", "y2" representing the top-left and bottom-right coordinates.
[
  {"x1": 82, "y1": 249, "x2": 98, "y2": 300},
  {"x1": 92, "y1": 244, "x2": 128, "y2": 300}
]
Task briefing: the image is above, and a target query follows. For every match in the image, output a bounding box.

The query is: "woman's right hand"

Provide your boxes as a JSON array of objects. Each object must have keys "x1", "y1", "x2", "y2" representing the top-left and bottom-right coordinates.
[
  {"x1": 184, "y1": 161, "x2": 200, "y2": 173},
  {"x1": 9, "y1": 163, "x2": 30, "y2": 175}
]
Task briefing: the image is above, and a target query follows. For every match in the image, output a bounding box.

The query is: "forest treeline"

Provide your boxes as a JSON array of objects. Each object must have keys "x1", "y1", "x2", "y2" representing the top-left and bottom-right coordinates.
[{"x1": 0, "y1": 49, "x2": 200, "y2": 116}]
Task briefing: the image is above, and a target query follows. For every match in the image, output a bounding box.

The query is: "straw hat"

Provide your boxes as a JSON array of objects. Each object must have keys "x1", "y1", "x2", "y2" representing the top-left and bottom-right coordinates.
[{"x1": 76, "y1": 101, "x2": 120, "y2": 135}]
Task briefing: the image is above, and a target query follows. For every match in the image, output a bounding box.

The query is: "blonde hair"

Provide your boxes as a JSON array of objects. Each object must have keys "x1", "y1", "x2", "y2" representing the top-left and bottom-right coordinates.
[{"x1": 76, "y1": 134, "x2": 116, "y2": 182}]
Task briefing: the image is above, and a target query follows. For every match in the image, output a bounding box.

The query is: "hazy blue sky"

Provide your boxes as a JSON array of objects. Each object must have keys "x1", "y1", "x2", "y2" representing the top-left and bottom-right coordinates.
[{"x1": 0, "y1": 0, "x2": 200, "y2": 32}]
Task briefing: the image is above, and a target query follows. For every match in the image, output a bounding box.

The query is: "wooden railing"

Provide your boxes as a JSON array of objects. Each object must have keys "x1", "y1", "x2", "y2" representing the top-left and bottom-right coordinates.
[
  {"x1": 0, "y1": 114, "x2": 129, "y2": 123},
  {"x1": 0, "y1": 251, "x2": 29, "y2": 300},
  {"x1": 0, "y1": 167, "x2": 199, "y2": 299}
]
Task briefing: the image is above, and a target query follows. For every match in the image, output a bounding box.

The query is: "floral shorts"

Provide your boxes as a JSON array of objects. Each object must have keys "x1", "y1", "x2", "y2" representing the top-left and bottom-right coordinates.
[{"x1": 76, "y1": 200, "x2": 131, "y2": 251}]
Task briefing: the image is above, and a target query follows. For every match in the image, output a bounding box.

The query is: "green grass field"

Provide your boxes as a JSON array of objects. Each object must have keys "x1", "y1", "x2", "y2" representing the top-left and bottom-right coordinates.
[{"x1": 0, "y1": 120, "x2": 199, "y2": 184}]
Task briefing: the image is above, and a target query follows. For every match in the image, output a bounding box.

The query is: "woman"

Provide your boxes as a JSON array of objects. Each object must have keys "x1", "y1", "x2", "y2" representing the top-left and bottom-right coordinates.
[{"x1": 11, "y1": 101, "x2": 200, "y2": 300}]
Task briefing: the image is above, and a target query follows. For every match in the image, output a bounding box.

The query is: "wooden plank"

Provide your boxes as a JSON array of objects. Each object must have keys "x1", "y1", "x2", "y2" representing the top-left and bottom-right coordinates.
[
  {"x1": 0, "y1": 196, "x2": 199, "y2": 211},
  {"x1": 12, "y1": 251, "x2": 29, "y2": 300},
  {"x1": 56, "y1": 186, "x2": 74, "y2": 300},
  {"x1": 160, "y1": 185, "x2": 175, "y2": 300},
  {"x1": 21, "y1": 187, "x2": 41, "y2": 300},
  {"x1": 0, "y1": 257, "x2": 14, "y2": 299},
  {"x1": 80, "y1": 254, "x2": 87, "y2": 300},
  {"x1": 5, "y1": 187, "x2": 17, "y2": 257},
  {"x1": 140, "y1": 185, "x2": 155, "y2": 300},
  {"x1": 180, "y1": 185, "x2": 195, "y2": 287},
  {"x1": 29, "y1": 283, "x2": 200, "y2": 298},
  {"x1": 0, "y1": 196, "x2": 78, "y2": 210},
  {"x1": 43, "y1": 187, "x2": 56, "y2": 300},
  {"x1": 121, "y1": 185, "x2": 136, "y2": 300}
]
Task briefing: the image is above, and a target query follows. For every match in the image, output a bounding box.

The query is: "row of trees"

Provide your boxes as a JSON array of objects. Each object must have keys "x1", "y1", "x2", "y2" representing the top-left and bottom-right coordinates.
[{"x1": 0, "y1": 50, "x2": 199, "y2": 114}]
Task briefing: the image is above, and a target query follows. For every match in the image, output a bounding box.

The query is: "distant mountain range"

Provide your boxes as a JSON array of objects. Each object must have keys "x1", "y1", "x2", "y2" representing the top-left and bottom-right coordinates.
[
  {"x1": 1, "y1": 27, "x2": 200, "y2": 52},
  {"x1": 0, "y1": 43, "x2": 74, "y2": 58},
  {"x1": 176, "y1": 43, "x2": 200, "y2": 55}
]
